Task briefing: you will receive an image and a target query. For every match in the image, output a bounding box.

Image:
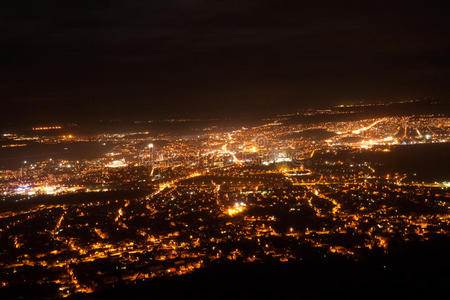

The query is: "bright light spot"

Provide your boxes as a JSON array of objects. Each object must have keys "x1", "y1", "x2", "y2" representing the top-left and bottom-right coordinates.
[
  {"x1": 275, "y1": 157, "x2": 292, "y2": 163},
  {"x1": 106, "y1": 159, "x2": 127, "y2": 168},
  {"x1": 226, "y1": 203, "x2": 246, "y2": 216}
]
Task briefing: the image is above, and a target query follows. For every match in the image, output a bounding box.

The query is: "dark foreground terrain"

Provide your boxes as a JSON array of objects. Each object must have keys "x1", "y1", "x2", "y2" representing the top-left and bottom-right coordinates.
[
  {"x1": 2, "y1": 237, "x2": 448, "y2": 300},
  {"x1": 75, "y1": 238, "x2": 450, "y2": 299}
]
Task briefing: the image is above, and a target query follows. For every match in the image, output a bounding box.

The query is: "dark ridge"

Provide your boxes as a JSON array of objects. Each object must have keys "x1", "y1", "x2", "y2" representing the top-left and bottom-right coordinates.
[{"x1": 61, "y1": 237, "x2": 450, "y2": 300}]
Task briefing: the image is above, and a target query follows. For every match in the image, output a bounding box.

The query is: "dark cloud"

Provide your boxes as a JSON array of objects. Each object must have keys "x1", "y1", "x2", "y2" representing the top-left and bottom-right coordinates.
[{"x1": 1, "y1": 1, "x2": 450, "y2": 124}]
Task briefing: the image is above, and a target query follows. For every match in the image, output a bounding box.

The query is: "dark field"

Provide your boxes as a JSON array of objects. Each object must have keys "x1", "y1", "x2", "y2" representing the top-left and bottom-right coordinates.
[{"x1": 0, "y1": 142, "x2": 114, "y2": 170}]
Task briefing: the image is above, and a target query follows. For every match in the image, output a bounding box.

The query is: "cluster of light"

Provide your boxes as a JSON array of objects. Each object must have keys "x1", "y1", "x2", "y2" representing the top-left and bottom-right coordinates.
[
  {"x1": 352, "y1": 119, "x2": 385, "y2": 134},
  {"x1": 275, "y1": 157, "x2": 292, "y2": 163},
  {"x1": 105, "y1": 159, "x2": 127, "y2": 168},
  {"x1": 226, "y1": 202, "x2": 246, "y2": 216},
  {"x1": 1, "y1": 144, "x2": 27, "y2": 148},
  {"x1": 32, "y1": 126, "x2": 62, "y2": 131},
  {"x1": 358, "y1": 137, "x2": 398, "y2": 149},
  {"x1": 14, "y1": 185, "x2": 83, "y2": 195}
]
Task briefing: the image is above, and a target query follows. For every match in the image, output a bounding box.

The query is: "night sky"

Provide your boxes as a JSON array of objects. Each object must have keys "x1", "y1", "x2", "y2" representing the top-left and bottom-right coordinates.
[{"x1": 2, "y1": 1, "x2": 450, "y2": 124}]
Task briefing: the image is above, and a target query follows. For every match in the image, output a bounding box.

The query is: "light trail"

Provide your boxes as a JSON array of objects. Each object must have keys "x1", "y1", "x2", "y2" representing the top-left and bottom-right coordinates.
[
  {"x1": 222, "y1": 144, "x2": 243, "y2": 165},
  {"x1": 395, "y1": 126, "x2": 403, "y2": 137},
  {"x1": 307, "y1": 186, "x2": 341, "y2": 216},
  {"x1": 352, "y1": 119, "x2": 385, "y2": 134},
  {"x1": 416, "y1": 128, "x2": 422, "y2": 138},
  {"x1": 146, "y1": 172, "x2": 203, "y2": 200},
  {"x1": 51, "y1": 211, "x2": 66, "y2": 236}
]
